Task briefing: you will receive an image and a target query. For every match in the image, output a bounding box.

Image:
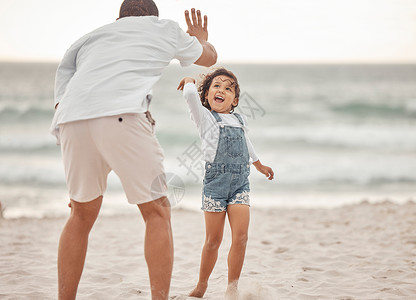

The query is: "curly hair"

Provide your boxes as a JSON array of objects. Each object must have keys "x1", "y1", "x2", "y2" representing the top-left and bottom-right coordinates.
[
  {"x1": 197, "y1": 68, "x2": 240, "y2": 113},
  {"x1": 119, "y1": 0, "x2": 158, "y2": 18}
]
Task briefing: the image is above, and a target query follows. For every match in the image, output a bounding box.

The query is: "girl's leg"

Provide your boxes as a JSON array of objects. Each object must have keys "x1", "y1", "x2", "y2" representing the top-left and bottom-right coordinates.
[
  {"x1": 226, "y1": 204, "x2": 250, "y2": 294},
  {"x1": 189, "y1": 211, "x2": 226, "y2": 298}
]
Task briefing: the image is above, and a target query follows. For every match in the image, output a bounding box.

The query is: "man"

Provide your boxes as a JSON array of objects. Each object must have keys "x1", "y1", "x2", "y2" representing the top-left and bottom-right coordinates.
[{"x1": 50, "y1": 0, "x2": 217, "y2": 299}]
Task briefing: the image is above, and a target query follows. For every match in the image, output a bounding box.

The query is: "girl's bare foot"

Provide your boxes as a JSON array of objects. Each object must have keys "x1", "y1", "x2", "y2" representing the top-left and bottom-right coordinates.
[{"x1": 189, "y1": 282, "x2": 208, "y2": 298}]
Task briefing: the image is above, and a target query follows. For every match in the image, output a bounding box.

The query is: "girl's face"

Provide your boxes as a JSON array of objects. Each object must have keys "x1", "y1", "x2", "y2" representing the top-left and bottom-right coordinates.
[{"x1": 205, "y1": 75, "x2": 238, "y2": 114}]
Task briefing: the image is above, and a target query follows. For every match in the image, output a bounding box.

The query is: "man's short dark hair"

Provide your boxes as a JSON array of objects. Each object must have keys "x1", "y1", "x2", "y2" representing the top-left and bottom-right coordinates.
[{"x1": 119, "y1": 0, "x2": 159, "y2": 18}]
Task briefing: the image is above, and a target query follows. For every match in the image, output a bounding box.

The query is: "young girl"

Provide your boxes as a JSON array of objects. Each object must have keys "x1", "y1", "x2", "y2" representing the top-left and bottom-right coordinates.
[{"x1": 177, "y1": 68, "x2": 274, "y2": 298}]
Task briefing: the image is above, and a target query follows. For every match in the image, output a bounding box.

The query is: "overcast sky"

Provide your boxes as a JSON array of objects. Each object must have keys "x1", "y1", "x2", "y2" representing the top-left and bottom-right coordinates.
[{"x1": 1, "y1": 0, "x2": 415, "y2": 63}]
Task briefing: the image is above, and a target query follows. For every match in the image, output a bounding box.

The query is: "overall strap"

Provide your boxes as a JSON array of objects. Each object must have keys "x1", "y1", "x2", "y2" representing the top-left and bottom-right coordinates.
[
  {"x1": 233, "y1": 113, "x2": 245, "y2": 126},
  {"x1": 210, "y1": 110, "x2": 222, "y2": 122}
]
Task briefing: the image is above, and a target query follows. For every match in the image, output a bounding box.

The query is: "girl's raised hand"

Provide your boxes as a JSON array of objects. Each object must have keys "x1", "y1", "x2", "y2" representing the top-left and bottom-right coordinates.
[
  {"x1": 177, "y1": 77, "x2": 196, "y2": 91},
  {"x1": 253, "y1": 160, "x2": 274, "y2": 180}
]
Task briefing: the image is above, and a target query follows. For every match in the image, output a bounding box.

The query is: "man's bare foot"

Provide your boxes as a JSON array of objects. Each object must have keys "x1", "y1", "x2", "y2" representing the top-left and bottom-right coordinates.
[{"x1": 189, "y1": 282, "x2": 208, "y2": 298}]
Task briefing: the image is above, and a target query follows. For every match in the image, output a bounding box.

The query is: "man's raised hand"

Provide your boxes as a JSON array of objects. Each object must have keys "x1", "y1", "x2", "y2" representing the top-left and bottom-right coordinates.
[{"x1": 185, "y1": 8, "x2": 208, "y2": 41}]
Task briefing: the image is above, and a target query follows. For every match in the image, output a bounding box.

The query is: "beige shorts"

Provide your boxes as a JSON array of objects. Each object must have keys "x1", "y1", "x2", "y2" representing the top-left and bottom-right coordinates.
[{"x1": 59, "y1": 113, "x2": 167, "y2": 204}]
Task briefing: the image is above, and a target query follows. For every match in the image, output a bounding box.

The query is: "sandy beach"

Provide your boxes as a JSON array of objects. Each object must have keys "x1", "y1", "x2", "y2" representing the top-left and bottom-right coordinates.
[{"x1": 1, "y1": 200, "x2": 415, "y2": 299}]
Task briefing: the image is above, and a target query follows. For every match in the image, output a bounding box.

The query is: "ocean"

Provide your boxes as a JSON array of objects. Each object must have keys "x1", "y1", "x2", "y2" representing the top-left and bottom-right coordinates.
[{"x1": 0, "y1": 62, "x2": 415, "y2": 218}]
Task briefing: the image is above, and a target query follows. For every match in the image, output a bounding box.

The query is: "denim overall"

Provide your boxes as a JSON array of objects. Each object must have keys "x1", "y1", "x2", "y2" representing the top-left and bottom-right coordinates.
[{"x1": 202, "y1": 111, "x2": 250, "y2": 212}]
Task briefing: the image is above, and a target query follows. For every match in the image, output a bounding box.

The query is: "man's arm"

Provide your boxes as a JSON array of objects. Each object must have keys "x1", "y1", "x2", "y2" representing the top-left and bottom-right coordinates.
[
  {"x1": 185, "y1": 8, "x2": 217, "y2": 67},
  {"x1": 55, "y1": 58, "x2": 76, "y2": 109},
  {"x1": 54, "y1": 48, "x2": 78, "y2": 108},
  {"x1": 54, "y1": 35, "x2": 89, "y2": 109}
]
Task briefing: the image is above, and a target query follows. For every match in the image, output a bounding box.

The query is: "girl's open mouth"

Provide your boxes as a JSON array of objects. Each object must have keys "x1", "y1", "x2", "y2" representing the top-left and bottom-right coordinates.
[{"x1": 214, "y1": 96, "x2": 224, "y2": 103}]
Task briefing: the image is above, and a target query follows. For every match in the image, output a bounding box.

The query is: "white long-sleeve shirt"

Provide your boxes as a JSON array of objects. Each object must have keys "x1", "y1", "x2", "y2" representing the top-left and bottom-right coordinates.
[
  {"x1": 183, "y1": 83, "x2": 259, "y2": 163},
  {"x1": 50, "y1": 16, "x2": 202, "y2": 138}
]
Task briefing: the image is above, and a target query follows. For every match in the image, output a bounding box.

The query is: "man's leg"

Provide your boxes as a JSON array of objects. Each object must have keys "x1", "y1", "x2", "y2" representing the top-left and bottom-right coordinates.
[
  {"x1": 58, "y1": 196, "x2": 102, "y2": 300},
  {"x1": 137, "y1": 196, "x2": 173, "y2": 300}
]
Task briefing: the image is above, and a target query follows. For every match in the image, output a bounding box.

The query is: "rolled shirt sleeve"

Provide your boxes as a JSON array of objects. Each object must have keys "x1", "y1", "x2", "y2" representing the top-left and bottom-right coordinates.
[{"x1": 174, "y1": 24, "x2": 203, "y2": 67}]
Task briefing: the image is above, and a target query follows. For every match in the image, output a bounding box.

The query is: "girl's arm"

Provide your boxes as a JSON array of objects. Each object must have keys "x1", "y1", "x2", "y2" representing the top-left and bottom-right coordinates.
[
  {"x1": 243, "y1": 122, "x2": 274, "y2": 180},
  {"x1": 177, "y1": 77, "x2": 207, "y2": 127},
  {"x1": 253, "y1": 160, "x2": 274, "y2": 180},
  {"x1": 246, "y1": 135, "x2": 259, "y2": 163}
]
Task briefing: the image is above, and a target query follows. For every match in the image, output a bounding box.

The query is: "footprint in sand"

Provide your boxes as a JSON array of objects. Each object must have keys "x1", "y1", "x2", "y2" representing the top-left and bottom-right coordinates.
[
  {"x1": 274, "y1": 247, "x2": 289, "y2": 254},
  {"x1": 302, "y1": 266, "x2": 324, "y2": 272}
]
